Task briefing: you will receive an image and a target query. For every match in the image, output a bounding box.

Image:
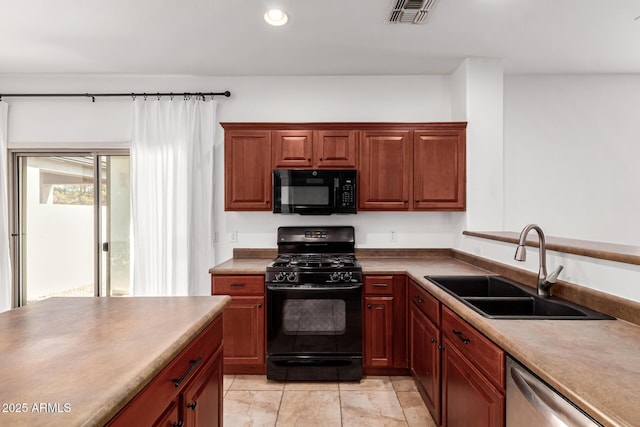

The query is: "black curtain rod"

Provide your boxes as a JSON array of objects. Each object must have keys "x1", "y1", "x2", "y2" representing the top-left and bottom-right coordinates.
[{"x1": 0, "y1": 91, "x2": 231, "y2": 102}]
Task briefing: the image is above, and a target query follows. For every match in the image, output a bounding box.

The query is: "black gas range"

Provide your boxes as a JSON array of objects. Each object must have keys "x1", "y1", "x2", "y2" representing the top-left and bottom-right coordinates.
[{"x1": 266, "y1": 226, "x2": 363, "y2": 381}]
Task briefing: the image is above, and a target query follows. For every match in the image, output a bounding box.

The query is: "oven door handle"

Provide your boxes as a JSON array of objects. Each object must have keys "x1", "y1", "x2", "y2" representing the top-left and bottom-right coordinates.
[{"x1": 266, "y1": 285, "x2": 362, "y2": 291}]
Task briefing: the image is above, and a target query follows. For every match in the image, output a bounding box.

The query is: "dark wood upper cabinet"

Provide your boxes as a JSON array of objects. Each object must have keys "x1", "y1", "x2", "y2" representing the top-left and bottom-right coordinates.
[
  {"x1": 272, "y1": 130, "x2": 314, "y2": 168},
  {"x1": 222, "y1": 122, "x2": 466, "y2": 212},
  {"x1": 272, "y1": 129, "x2": 357, "y2": 169},
  {"x1": 315, "y1": 129, "x2": 357, "y2": 168},
  {"x1": 358, "y1": 130, "x2": 412, "y2": 210},
  {"x1": 224, "y1": 128, "x2": 272, "y2": 211},
  {"x1": 413, "y1": 129, "x2": 466, "y2": 211}
]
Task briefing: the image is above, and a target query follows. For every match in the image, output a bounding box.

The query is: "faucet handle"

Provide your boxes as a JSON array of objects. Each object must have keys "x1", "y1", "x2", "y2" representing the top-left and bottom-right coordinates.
[{"x1": 546, "y1": 265, "x2": 564, "y2": 284}]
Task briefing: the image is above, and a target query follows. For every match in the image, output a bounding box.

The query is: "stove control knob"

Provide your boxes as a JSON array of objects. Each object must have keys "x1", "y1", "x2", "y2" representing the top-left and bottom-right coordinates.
[
  {"x1": 341, "y1": 272, "x2": 353, "y2": 282},
  {"x1": 287, "y1": 272, "x2": 297, "y2": 282},
  {"x1": 275, "y1": 272, "x2": 286, "y2": 282},
  {"x1": 330, "y1": 272, "x2": 340, "y2": 282}
]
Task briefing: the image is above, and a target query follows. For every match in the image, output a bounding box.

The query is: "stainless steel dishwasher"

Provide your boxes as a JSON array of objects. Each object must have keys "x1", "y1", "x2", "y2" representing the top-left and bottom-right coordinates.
[{"x1": 506, "y1": 356, "x2": 602, "y2": 427}]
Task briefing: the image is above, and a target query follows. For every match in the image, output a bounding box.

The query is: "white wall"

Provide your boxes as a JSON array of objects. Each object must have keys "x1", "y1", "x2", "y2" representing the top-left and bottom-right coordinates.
[
  {"x1": 503, "y1": 74, "x2": 640, "y2": 245},
  {"x1": 1, "y1": 74, "x2": 456, "y2": 264},
  {"x1": 457, "y1": 73, "x2": 640, "y2": 303}
]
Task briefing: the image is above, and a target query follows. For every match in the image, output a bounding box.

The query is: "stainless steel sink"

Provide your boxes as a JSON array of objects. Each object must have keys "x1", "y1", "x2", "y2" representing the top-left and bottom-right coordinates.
[{"x1": 425, "y1": 275, "x2": 613, "y2": 320}]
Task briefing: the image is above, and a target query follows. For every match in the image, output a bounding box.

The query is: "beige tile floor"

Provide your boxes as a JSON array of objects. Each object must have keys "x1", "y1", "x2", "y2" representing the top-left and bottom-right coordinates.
[{"x1": 223, "y1": 375, "x2": 438, "y2": 427}]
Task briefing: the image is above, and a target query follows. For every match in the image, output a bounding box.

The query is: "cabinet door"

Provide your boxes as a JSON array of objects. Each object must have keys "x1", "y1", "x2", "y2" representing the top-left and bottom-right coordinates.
[
  {"x1": 224, "y1": 130, "x2": 272, "y2": 210},
  {"x1": 222, "y1": 296, "x2": 265, "y2": 369},
  {"x1": 152, "y1": 399, "x2": 181, "y2": 427},
  {"x1": 410, "y1": 304, "x2": 441, "y2": 424},
  {"x1": 315, "y1": 130, "x2": 357, "y2": 168},
  {"x1": 413, "y1": 130, "x2": 465, "y2": 210},
  {"x1": 183, "y1": 350, "x2": 223, "y2": 427},
  {"x1": 364, "y1": 296, "x2": 394, "y2": 367},
  {"x1": 272, "y1": 130, "x2": 314, "y2": 168},
  {"x1": 359, "y1": 130, "x2": 411, "y2": 210},
  {"x1": 441, "y1": 336, "x2": 504, "y2": 427}
]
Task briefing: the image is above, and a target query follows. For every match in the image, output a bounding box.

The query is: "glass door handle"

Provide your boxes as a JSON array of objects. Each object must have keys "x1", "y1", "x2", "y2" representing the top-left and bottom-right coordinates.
[{"x1": 102, "y1": 242, "x2": 109, "y2": 252}]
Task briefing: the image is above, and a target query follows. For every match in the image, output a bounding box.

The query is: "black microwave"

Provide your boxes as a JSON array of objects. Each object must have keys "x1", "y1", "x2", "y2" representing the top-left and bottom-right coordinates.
[{"x1": 273, "y1": 169, "x2": 357, "y2": 215}]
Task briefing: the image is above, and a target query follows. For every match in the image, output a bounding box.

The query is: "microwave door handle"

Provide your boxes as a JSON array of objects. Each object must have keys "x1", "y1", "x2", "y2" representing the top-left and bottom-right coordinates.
[{"x1": 334, "y1": 178, "x2": 339, "y2": 207}]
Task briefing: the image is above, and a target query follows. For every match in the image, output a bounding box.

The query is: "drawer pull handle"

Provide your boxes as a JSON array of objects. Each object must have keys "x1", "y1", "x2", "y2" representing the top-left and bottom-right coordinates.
[
  {"x1": 371, "y1": 283, "x2": 388, "y2": 287},
  {"x1": 172, "y1": 356, "x2": 203, "y2": 388},
  {"x1": 230, "y1": 283, "x2": 245, "y2": 287},
  {"x1": 414, "y1": 296, "x2": 424, "y2": 303},
  {"x1": 187, "y1": 401, "x2": 198, "y2": 410},
  {"x1": 172, "y1": 421, "x2": 184, "y2": 427},
  {"x1": 452, "y1": 329, "x2": 470, "y2": 345}
]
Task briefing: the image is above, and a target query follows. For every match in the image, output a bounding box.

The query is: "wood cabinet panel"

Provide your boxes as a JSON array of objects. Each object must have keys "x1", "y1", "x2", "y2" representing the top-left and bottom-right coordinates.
[
  {"x1": 272, "y1": 130, "x2": 314, "y2": 168},
  {"x1": 212, "y1": 274, "x2": 266, "y2": 374},
  {"x1": 183, "y1": 348, "x2": 223, "y2": 427},
  {"x1": 441, "y1": 336, "x2": 504, "y2": 427},
  {"x1": 364, "y1": 296, "x2": 394, "y2": 367},
  {"x1": 359, "y1": 130, "x2": 412, "y2": 210},
  {"x1": 222, "y1": 296, "x2": 265, "y2": 368},
  {"x1": 408, "y1": 280, "x2": 440, "y2": 326},
  {"x1": 315, "y1": 129, "x2": 357, "y2": 168},
  {"x1": 364, "y1": 275, "x2": 395, "y2": 295},
  {"x1": 212, "y1": 275, "x2": 265, "y2": 295},
  {"x1": 108, "y1": 316, "x2": 223, "y2": 427},
  {"x1": 410, "y1": 304, "x2": 441, "y2": 425},
  {"x1": 442, "y1": 306, "x2": 504, "y2": 390},
  {"x1": 414, "y1": 130, "x2": 466, "y2": 210},
  {"x1": 224, "y1": 130, "x2": 272, "y2": 210}
]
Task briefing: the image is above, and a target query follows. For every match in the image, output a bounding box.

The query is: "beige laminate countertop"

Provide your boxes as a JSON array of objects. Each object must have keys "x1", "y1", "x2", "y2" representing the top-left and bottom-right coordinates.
[
  {"x1": 0, "y1": 296, "x2": 230, "y2": 427},
  {"x1": 211, "y1": 256, "x2": 640, "y2": 427}
]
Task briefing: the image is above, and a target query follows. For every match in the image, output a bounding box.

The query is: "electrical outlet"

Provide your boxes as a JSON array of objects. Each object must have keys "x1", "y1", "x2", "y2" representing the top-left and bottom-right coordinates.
[
  {"x1": 229, "y1": 230, "x2": 238, "y2": 243},
  {"x1": 391, "y1": 231, "x2": 397, "y2": 242}
]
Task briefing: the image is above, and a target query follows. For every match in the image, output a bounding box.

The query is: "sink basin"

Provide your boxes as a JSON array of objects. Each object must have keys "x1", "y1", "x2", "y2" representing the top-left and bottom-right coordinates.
[
  {"x1": 425, "y1": 275, "x2": 613, "y2": 320},
  {"x1": 423, "y1": 275, "x2": 531, "y2": 297},
  {"x1": 466, "y1": 297, "x2": 586, "y2": 317}
]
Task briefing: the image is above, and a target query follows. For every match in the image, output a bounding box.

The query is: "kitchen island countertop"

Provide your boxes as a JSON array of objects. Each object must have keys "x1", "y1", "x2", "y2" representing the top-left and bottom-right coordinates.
[
  {"x1": 0, "y1": 296, "x2": 230, "y2": 427},
  {"x1": 211, "y1": 255, "x2": 640, "y2": 427}
]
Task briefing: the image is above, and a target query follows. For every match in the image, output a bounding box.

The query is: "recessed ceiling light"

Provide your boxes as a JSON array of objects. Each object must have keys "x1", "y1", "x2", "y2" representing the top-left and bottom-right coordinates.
[{"x1": 264, "y1": 9, "x2": 288, "y2": 26}]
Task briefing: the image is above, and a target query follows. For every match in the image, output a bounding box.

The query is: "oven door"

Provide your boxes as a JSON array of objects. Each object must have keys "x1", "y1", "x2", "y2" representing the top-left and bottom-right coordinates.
[{"x1": 266, "y1": 283, "x2": 362, "y2": 380}]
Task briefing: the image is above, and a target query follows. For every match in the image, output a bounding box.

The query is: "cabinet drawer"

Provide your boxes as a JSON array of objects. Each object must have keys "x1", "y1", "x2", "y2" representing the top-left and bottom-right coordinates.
[
  {"x1": 441, "y1": 306, "x2": 504, "y2": 390},
  {"x1": 108, "y1": 316, "x2": 223, "y2": 426},
  {"x1": 212, "y1": 275, "x2": 264, "y2": 295},
  {"x1": 408, "y1": 280, "x2": 440, "y2": 326},
  {"x1": 364, "y1": 275, "x2": 395, "y2": 295}
]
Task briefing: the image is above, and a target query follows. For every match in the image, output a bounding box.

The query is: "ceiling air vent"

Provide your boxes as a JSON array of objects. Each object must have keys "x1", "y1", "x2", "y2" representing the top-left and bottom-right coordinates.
[{"x1": 388, "y1": 0, "x2": 438, "y2": 24}]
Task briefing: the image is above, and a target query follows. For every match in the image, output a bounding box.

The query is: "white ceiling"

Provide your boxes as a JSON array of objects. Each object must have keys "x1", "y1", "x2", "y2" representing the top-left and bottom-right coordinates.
[{"x1": 1, "y1": 0, "x2": 639, "y2": 76}]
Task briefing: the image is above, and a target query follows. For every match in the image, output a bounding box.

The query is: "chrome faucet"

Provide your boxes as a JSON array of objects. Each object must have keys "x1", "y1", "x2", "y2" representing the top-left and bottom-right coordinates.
[{"x1": 514, "y1": 224, "x2": 564, "y2": 297}]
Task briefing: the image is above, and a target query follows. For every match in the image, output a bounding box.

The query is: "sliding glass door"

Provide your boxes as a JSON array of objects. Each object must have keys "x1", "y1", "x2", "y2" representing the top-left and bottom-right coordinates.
[{"x1": 11, "y1": 152, "x2": 130, "y2": 305}]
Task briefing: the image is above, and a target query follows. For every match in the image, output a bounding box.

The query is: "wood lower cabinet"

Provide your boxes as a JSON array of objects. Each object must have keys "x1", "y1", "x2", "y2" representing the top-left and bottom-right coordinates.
[
  {"x1": 363, "y1": 275, "x2": 407, "y2": 374},
  {"x1": 440, "y1": 306, "x2": 505, "y2": 427},
  {"x1": 107, "y1": 316, "x2": 224, "y2": 427},
  {"x1": 441, "y1": 336, "x2": 504, "y2": 427},
  {"x1": 211, "y1": 275, "x2": 266, "y2": 374},
  {"x1": 410, "y1": 299, "x2": 441, "y2": 424}
]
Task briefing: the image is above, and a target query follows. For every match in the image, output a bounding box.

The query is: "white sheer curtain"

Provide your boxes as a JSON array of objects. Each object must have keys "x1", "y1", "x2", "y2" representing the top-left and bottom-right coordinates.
[
  {"x1": 130, "y1": 98, "x2": 216, "y2": 296},
  {"x1": 0, "y1": 102, "x2": 11, "y2": 312}
]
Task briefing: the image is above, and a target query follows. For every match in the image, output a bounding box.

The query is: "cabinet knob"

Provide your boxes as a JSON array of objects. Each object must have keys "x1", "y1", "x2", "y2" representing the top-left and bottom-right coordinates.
[
  {"x1": 367, "y1": 304, "x2": 372, "y2": 309},
  {"x1": 187, "y1": 401, "x2": 197, "y2": 410},
  {"x1": 415, "y1": 200, "x2": 419, "y2": 203},
  {"x1": 430, "y1": 338, "x2": 436, "y2": 343},
  {"x1": 404, "y1": 200, "x2": 408, "y2": 203},
  {"x1": 319, "y1": 157, "x2": 323, "y2": 161},
  {"x1": 307, "y1": 158, "x2": 311, "y2": 161},
  {"x1": 258, "y1": 303, "x2": 263, "y2": 308}
]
